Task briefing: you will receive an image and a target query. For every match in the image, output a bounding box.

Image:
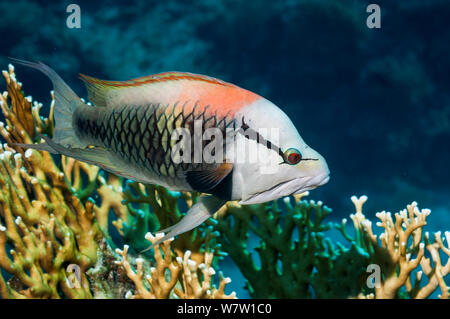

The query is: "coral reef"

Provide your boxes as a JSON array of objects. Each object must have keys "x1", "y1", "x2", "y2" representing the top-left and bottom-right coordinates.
[
  {"x1": 115, "y1": 233, "x2": 235, "y2": 299},
  {"x1": 0, "y1": 64, "x2": 233, "y2": 299},
  {"x1": 0, "y1": 64, "x2": 448, "y2": 299},
  {"x1": 214, "y1": 194, "x2": 370, "y2": 298},
  {"x1": 342, "y1": 196, "x2": 450, "y2": 299},
  {"x1": 214, "y1": 192, "x2": 449, "y2": 298},
  {"x1": 0, "y1": 64, "x2": 104, "y2": 298},
  {"x1": 2, "y1": 0, "x2": 450, "y2": 217}
]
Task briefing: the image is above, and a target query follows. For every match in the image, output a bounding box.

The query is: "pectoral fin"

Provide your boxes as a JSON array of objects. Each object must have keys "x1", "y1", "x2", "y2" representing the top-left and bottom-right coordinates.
[
  {"x1": 185, "y1": 162, "x2": 233, "y2": 192},
  {"x1": 141, "y1": 195, "x2": 227, "y2": 252}
]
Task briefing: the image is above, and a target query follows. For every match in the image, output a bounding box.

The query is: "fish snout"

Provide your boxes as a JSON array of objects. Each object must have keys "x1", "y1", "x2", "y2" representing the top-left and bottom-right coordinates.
[
  {"x1": 311, "y1": 171, "x2": 330, "y2": 187},
  {"x1": 303, "y1": 148, "x2": 329, "y2": 178},
  {"x1": 296, "y1": 150, "x2": 330, "y2": 190}
]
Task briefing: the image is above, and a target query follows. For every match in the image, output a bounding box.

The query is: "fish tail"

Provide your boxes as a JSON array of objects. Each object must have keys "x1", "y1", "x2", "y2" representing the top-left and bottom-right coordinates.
[{"x1": 10, "y1": 58, "x2": 87, "y2": 149}]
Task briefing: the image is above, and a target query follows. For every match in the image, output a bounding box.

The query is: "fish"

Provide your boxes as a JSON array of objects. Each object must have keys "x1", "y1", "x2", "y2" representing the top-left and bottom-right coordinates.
[{"x1": 10, "y1": 58, "x2": 330, "y2": 250}]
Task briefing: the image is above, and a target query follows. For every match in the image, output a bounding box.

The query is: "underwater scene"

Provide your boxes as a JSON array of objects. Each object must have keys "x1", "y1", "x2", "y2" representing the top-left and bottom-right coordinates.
[{"x1": 0, "y1": 0, "x2": 449, "y2": 300}]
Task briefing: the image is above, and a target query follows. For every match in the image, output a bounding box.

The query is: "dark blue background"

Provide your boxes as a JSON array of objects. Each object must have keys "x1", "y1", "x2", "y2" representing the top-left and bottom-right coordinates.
[{"x1": 0, "y1": 0, "x2": 449, "y2": 297}]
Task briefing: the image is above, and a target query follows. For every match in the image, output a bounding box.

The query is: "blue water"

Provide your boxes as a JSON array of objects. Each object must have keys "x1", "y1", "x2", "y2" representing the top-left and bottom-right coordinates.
[{"x1": 0, "y1": 0, "x2": 449, "y2": 298}]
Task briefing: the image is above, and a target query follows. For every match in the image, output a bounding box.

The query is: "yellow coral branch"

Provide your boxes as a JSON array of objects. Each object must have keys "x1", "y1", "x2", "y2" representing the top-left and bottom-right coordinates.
[
  {"x1": 349, "y1": 196, "x2": 449, "y2": 299},
  {"x1": 115, "y1": 232, "x2": 236, "y2": 299},
  {"x1": 0, "y1": 63, "x2": 104, "y2": 299}
]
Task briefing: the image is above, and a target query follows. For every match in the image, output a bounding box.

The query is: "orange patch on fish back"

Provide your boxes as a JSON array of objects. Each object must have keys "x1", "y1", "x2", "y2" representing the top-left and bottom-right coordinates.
[
  {"x1": 176, "y1": 81, "x2": 261, "y2": 118},
  {"x1": 79, "y1": 71, "x2": 261, "y2": 116}
]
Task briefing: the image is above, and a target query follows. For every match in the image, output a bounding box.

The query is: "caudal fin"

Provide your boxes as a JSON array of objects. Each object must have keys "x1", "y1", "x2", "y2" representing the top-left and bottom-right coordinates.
[{"x1": 10, "y1": 58, "x2": 87, "y2": 149}]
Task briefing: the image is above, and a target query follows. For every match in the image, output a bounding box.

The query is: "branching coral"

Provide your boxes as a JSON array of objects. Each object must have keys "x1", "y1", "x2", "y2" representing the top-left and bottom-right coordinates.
[
  {"x1": 213, "y1": 193, "x2": 370, "y2": 298},
  {"x1": 339, "y1": 196, "x2": 450, "y2": 299},
  {"x1": 114, "y1": 232, "x2": 235, "y2": 299},
  {"x1": 0, "y1": 64, "x2": 232, "y2": 299},
  {"x1": 112, "y1": 181, "x2": 222, "y2": 262},
  {"x1": 0, "y1": 63, "x2": 448, "y2": 299},
  {"x1": 89, "y1": 180, "x2": 233, "y2": 298},
  {"x1": 0, "y1": 65, "x2": 103, "y2": 298},
  {"x1": 214, "y1": 193, "x2": 449, "y2": 299}
]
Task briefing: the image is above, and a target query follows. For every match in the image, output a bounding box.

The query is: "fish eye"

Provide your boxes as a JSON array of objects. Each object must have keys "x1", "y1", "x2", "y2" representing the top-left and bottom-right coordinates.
[{"x1": 283, "y1": 148, "x2": 302, "y2": 165}]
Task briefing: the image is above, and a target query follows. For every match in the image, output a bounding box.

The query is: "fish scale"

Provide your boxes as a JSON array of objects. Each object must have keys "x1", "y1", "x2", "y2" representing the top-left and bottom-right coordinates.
[
  {"x1": 73, "y1": 102, "x2": 234, "y2": 182},
  {"x1": 13, "y1": 59, "x2": 330, "y2": 249}
]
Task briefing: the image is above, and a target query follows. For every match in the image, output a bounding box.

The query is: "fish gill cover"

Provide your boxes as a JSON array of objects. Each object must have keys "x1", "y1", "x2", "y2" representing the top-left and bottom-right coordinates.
[{"x1": 0, "y1": 0, "x2": 449, "y2": 299}]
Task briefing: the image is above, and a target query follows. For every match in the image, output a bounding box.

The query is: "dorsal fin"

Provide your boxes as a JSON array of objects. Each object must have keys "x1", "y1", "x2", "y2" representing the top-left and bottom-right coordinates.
[
  {"x1": 79, "y1": 74, "x2": 120, "y2": 107},
  {"x1": 79, "y1": 72, "x2": 235, "y2": 107}
]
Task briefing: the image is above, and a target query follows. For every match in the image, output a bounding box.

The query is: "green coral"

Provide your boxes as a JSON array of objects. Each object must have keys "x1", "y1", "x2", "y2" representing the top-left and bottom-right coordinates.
[
  {"x1": 0, "y1": 64, "x2": 449, "y2": 299},
  {"x1": 213, "y1": 195, "x2": 449, "y2": 299},
  {"x1": 0, "y1": 64, "x2": 233, "y2": 299},
  {"x1": 213, "y1": 196, "x2": 370, "y2": 298}
]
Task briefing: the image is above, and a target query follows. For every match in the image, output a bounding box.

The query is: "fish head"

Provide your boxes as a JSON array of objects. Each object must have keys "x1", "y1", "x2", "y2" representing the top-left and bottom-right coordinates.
[{"x1": 233, "y1": 98, "x2": 330, "y2": 205}]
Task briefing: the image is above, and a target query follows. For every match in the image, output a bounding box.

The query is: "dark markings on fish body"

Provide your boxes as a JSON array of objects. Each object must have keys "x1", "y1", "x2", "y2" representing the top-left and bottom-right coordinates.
[
  {"x1": 208, "y1": 168, "x2": 233, "y2": 200},
  {"x1": 105, "y1": 111, "x2": 113, "y2": 147},
  {"x1": 182, "y1": 102, "x2": 196, "y2": 129},
  {"x1": 131, "y1": 109, "x2": 140, "y2": 163},
  {"x1": 239, "y1": 116, "x2": 284, "y2": 158},
  {"x1": 135, "y1": 109, "x2": 145, "y2": 167},
  {"x1": 141, "y1": 107, "x2": 154, "y2": 173},
  {"x1": 117, "y1": 106, "x2": 128, "y2": 157},
  {"x1": 124, "y1": 107, "x2": 132, "y2": 161},
  {"x1": 74, "y1": 109, "x2": 105, "y2": 146},
  {"x1": 75, "y1": 101, "x2": 236, "y2": 189}
]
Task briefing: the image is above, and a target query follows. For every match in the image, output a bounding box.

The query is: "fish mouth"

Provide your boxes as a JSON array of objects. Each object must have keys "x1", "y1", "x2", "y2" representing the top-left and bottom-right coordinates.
[
  {"x1": 240, "y1": 173, "x2": 329, "y2": 205},
  {"x1": 298, "y1": 172, "x2": 330, "y2": 191},
  {"x1": 320, "y1": 174, "x2": 330, "y2": 186},
  {"x1": 239, "y1": 178, "x2": 299, "y2": 205},
  {"x1": 294, "y1": 170, "x2": 330, "y2": 192}
]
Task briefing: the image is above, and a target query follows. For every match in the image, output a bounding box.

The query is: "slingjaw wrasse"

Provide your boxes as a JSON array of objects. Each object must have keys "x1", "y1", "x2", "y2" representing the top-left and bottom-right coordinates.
[{"x1": 11, "y1": 58, "x2": 330, "y2": 250}]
